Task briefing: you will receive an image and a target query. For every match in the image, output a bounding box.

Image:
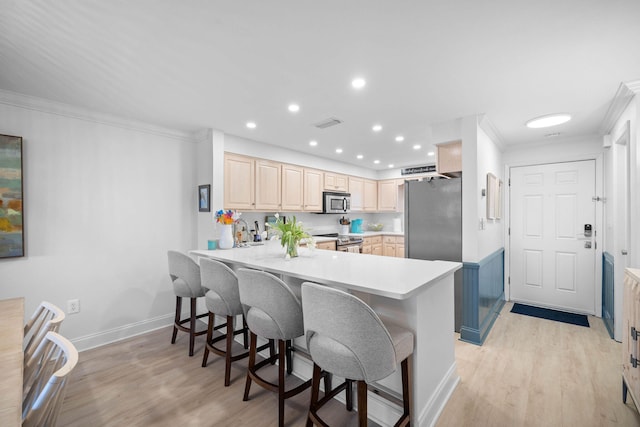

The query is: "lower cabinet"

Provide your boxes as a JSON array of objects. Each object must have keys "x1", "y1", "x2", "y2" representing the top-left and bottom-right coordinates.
[
  {"x1": 315, "y1": 240, "x2": 336, "y2": 251},
  {"x1": 623, "y1": 268, "x2": 640, "y2": 411},
  {"x1": 363, "y1": 235, "x2": 403, "y2": 257}
]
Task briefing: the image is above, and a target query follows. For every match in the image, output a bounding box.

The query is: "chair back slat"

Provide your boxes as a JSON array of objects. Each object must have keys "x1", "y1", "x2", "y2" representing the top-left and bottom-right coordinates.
[
  {"x1": 22, "y1": 331, "x2": 78, "y2": 427},
  {"x1": 24, "y1": 301, "x2": 65, "y2": 364}
]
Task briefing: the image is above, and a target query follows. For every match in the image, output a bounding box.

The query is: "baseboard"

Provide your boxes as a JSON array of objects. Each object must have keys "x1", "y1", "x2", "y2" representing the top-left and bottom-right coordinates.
[
  {"x1": 71, "y1": 314, "x2": 175, "y2": 352},
  {"x1": 418, "y1": 361, "x2": 460, "y2": 427}
]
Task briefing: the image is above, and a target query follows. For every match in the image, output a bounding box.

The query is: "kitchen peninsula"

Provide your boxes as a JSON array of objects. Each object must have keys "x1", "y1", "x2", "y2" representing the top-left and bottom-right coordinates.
[{"x1": 190, "y1": 244, "x2": 461, "y2": 426}]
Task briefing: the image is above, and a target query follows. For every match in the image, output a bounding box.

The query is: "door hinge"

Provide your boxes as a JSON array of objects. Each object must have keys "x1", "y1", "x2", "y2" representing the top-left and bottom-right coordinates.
[
  {"x1": 632, "y1": 354, "x2": 639, "y2": 369},
  {"x1": 508, "y1": 178, "x2": 511, "y2": 186},
  {"x1": 508, "y1": 276, "x2": 510, "y2": 284},
  {"x1": 508, "y1": 227, "x2": 510, "y2": 236},
  {"x1": 631, "y1": 327, "x2": 638, "y2": 341},
  {"x1": 594, "y1": 241, "x2": 597, "y2": 249}
]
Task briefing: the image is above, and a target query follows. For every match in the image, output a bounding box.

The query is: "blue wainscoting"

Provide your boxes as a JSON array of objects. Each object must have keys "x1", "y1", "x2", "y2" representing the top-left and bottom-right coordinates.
[
  {"x1": 460, "y1": 248, "x2": 505, "y2": 345},
  {"x1": 602, "y1": 252, "x2": 615, "y2": 339}
]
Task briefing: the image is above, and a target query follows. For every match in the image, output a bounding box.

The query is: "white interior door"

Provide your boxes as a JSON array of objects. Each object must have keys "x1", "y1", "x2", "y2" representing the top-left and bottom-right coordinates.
[{"x1": 510, "y1": 160, "x2": 596, "y2": 314}]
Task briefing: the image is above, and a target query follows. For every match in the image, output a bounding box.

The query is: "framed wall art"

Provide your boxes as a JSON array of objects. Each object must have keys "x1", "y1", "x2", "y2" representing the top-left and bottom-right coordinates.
[
  {"x1": 198, "y1": 184, "x2": 211, "y2": 212},
  {"x1": 0, "y1": 134, "x2": 24, "y2": 258}
]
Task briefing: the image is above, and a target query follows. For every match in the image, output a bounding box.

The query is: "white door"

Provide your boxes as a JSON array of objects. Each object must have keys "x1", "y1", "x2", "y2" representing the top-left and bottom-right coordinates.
[{"x1": 510, "y1": 160, "x2": 596, "y2": 314}]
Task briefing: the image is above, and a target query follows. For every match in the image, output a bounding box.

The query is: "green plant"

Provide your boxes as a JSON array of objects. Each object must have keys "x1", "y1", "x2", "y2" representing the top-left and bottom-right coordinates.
[{"x1": 271, "y1": 213, "x2": 310, "y2": 258}]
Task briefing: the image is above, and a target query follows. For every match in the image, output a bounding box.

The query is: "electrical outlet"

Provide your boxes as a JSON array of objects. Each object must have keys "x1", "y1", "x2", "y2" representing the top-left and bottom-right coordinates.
[{"x1": 67, "y1": 299, "x2": 80, "y2": 314}]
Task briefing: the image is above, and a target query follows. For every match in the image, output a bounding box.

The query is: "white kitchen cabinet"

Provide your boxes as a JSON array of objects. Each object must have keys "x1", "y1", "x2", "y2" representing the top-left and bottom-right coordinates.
[
  {"x1": 303, "y1": 168, "x2": 323, "y2": 212},
  {"x1": 324, "y1": 172, "x2": 348, "y2": 192},
  {"x1": 383, "y1": 235, "x2": 405, "y2": 258},
  {"x1": 378, "y1": 179, "x2": 404, "y2": 212},
  {"x1": 224, "y1": 153, "x2": 255, "y2": 210}
]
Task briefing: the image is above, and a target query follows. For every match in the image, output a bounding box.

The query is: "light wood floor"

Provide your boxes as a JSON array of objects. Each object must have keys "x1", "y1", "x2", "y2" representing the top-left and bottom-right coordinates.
[{"x1": 58, "y1": 302, "x2": 640, "y2": 426}]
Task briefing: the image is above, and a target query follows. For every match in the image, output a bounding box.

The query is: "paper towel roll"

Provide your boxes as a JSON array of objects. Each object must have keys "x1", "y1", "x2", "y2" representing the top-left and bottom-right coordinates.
[{"x1": 393, "y1": 218, "x2": 402, "y2": 233}]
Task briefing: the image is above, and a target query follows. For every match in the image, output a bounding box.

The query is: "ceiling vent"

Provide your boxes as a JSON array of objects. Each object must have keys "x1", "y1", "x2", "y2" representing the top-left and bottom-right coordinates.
[{"x1": 314, "y1": 117, "x2": 342, "y2": 129}]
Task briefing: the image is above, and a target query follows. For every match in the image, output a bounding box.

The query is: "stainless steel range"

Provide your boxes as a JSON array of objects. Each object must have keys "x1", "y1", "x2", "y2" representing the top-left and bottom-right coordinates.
[{"x1": 314, "y1": 233, "x2": 363, "y2": 253}]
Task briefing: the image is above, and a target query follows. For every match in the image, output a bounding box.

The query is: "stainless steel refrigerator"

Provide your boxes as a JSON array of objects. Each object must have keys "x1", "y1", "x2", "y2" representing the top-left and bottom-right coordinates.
[{"x1": 404, "y1": 177, "x2": 463, "y2": 331}]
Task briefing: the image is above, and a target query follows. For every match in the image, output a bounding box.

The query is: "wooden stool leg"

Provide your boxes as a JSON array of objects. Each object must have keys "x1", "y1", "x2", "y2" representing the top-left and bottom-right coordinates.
[
  {"x1": 242, "y1": 316, "x2": 249, "y2": 349},
  {"x1": 346, "y1": 379, "x2": 353, "y2": 411},
  {"x1": 243, "y1": 332, "x2": 257, "y2": 401},
  {"x1": 224, "y1": 315, "x2": 233, "y2": 386},
  {"x1": 171, "y1": 296, "x2": 181, "y2": 344},
  {"x1": 189, "y1": 297, "x2": 197, "y2": 356},
  {"x1": 201, "y1": 312, "x2": 214, "y2": 367},
  {"x1": 278, "y1": 339, "x2": 286, "y2": 427},
  {"x1": 286, "y1": 339, "x2": 293, "y2": 375},
  {"x1": 357, "y1": 380, "x2": 367, "y2": 427},
  {"x1": 307, "y1": 363, "x2": 322, "y2": 427}
]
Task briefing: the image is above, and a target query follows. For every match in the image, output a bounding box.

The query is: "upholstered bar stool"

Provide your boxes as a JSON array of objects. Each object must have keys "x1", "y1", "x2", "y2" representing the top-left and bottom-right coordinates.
[
  {"x1": 301, "y1": 282, "x2": 414, "y2": 427},
  {"x1": 199, "y1": 258, "x2": 251, "y2": 386},
  {"x1": 237, "y1": 268, "x2": 312, "y2": 427},
  {"x1": 167, "y1": 250, "x2": 209, "y2": 356}
]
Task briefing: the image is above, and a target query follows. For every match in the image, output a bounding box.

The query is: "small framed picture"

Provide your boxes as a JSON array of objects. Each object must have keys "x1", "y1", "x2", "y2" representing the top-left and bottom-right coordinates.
[{"x1": 198, "y1": 184, "x2": 210, "y2": 212}]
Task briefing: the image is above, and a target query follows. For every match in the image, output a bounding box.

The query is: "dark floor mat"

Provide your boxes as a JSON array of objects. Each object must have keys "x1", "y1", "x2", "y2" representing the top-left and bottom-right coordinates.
[{"x1": 511, "y1": 303, "x2": 589, "y2": 327}]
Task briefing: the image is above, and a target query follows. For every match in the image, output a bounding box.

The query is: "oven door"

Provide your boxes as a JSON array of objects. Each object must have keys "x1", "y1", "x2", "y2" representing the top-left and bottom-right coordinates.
[{"x1": 337, "y1": 244, "x2": 361, "y2": 253}]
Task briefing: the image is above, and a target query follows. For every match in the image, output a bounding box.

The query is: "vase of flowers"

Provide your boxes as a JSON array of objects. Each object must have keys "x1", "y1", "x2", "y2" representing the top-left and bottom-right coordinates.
[
  {"x1": 215, "y1": 209, "x2": 239, "y2": 249},
  {"x1": 270, "y1": 213, "x2": 310, "y2": 258}
]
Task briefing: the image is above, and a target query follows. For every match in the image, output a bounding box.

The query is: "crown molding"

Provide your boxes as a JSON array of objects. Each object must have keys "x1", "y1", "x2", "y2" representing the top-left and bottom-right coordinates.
[
  {"x1": 478, "y1": 114, "x2": 506, "y2": 150},
  {"x1": 0, "y1": 89, "x2": 198, "y2": 142},
  {"x1": 599, "y1": 80, "x2": 640, "y2": 135}
]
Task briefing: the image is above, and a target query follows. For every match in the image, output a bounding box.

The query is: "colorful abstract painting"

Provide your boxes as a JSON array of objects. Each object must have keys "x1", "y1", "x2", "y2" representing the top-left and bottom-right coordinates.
[{"x1": 0, "y1": 134, "x2": 23, "y2": 258}]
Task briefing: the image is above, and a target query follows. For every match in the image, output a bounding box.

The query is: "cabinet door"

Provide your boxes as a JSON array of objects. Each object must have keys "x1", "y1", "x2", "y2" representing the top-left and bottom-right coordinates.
[
  {"x1": 437, "y1": 140, "x2": 462, "y2": 174},
  {"x1": 362, "y1": 244, "x2": 372, "y2": 254},
  {"x1": 224, "y1": 153, "x2": 255, "y2": 210},
  {"x1": 255, "y1": 159, "x2": 281, "y2": 211},
  {"x1": 304, "y1": 168, "x2": 324, "y2": 212},
  {"x1": 396, "y1": 244, "x2": 405, "y2": 258},
  {"x1": 383, "y1": 243, "x2": 396, "y2": 257},
  {"x1": 349, "y1": 177, "x2": 364, "y2": 211},
  {"x1": 281, "y1": 164, "x2": 304, "y2": 211},
  {"x1": 324, "y1": 172, "x2": 348, "y2": 191},
  {"x1": 371, "y1": 244, "x2": 383, "y2": 256},
  {"x1": 378, "y1": 179, "x2": 399, "y2": 212},
  {"x1": 316, "y1": 241, "x2": 336, "y2": 251},
  {"x1": 363, "y1": 179, "x2": 378, "y2": 211}
]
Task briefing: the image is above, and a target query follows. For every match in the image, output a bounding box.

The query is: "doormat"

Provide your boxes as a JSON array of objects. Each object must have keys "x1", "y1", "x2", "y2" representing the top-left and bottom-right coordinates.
[{"x1": 511, "y1": 303, "x2": 590, "y2": 327}]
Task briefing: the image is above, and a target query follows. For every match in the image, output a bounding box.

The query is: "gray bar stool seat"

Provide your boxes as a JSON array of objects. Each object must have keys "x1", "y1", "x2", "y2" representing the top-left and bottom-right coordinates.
[
  {"x1": 301, "y1": 281, "x2": 414, "y2": 427},
  {"x1": 200, "y1": 258, "x2": 253, "y2": 386},
  {"x1": 237, "y1": 268, "x2": 312, "y2": 427},
  {"x1": 167, "y1": 251, "x2": 209, "y2": 356}
]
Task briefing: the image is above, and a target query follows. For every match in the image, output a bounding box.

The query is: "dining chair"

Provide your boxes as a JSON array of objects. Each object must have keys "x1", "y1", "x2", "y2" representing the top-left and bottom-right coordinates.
[
  {"x1": 23, "y1": 301, "x2": 65, "y2": 366},
  {"x1": 167, "y1": 250, "x2": 209, "y2": 356},
  {"x1": 301, "y1": 281, "x2": 414, "y2": 427},
  {"x1": 22, "y1": 331, "x2": 79, "y2": 427}
]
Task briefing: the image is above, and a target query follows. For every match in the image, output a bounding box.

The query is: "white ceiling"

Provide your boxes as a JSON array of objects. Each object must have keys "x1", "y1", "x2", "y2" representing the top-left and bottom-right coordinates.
[{"x1": 1, "y1": 1, "x2": 639, "y2": 170}]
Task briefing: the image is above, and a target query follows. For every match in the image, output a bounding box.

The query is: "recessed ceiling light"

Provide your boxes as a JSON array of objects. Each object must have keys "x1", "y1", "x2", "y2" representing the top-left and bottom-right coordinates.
[
  {"x1": 335, "y1": 148, "x2": 343, "y2": 154},
  {"x1": 388, "y1": 164, "x2": 394, "y2": 168},
  {"x1": 356, "y1": 154, "x2": 363, "y2": 159},
  {"x1": 372, "y1": 124, "x2": 382, "y2": 132},
  {"x1": 395, "y1": 136, "x2": 404, "y2": 142},
  {"x1": 309, "y1": 140, "x2": 318, "y2": 146},
  {"x1": 351, "y1": 77, "x2": 366, "y2": 89},
  {"x1": 413, "y1": 144, "x2": 421, "y2": 150},
  {"x1": 246, "y1": 121, "x2": 256, "y2": 129},
  {"x1": 427, "y1": 151, "x2": 435, "y2": 156},
  {"x1": 525, "y1": 113, "x2": 571, "y2": 128},
  {"x1": 373, "y1": 160, "x2": 380, "y2": 164},
  {"x1": 288, "y1": 104, "x2": 300, "y2": 113}
]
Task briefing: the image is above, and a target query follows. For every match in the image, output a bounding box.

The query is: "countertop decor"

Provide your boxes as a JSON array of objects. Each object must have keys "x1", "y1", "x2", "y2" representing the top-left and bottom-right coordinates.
[{"x1": 270, "y1": 213, "x2": 310, "y2": 258}]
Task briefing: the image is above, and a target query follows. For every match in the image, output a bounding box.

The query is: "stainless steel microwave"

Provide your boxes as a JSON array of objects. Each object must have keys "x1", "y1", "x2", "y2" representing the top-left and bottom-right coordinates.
[{"x1": 322, "y1": 191, "x2": 350, "y2": 213}]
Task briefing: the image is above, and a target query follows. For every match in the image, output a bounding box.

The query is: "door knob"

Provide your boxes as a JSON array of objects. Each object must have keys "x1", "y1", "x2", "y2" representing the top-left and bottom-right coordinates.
[{"x1": 622, "y1": 249, "x2": 628, "y2": 255}]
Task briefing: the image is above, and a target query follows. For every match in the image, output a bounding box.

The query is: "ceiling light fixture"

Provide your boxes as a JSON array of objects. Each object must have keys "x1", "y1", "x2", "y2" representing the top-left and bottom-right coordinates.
[
  {"x1": 335, "y1": 148, "x2": 343, "y2": 154},
  {"x1": 356, "y1": 154, "x2": 363, "y2": 159},
  {"x1": 373, "y1": 160, "x2": 380, "y2": 164},
  {"x1": 427, "y1": 151, "x2": 435, "y2": 156},
  {"x1": 372, "y1": 124, "x2": 382, "y2": 132},
  {"x1": 413, "y1": 144, "x2": 421, "y2": 150},
  {"x1": 309, "y1": 140, "x2": 318, "y2": 146},
  {"x1": 351, "y1": 77, "x2": 366, "y2": 89},
  {"x1": 395, "y1": 136, "x2": 404, "y2": 142},
  {"x1": 525, "y1": 113, "x2": 571, "y2": 128},
  {"x1": 388, "y1": 164, "x2": 394, "y2": 168},
  {"x1": 288, "y1": 104, "x2": 300, "y2": 113},
  {"x1": 246, "y1": 122, "x2": 256, "y2": 129}
]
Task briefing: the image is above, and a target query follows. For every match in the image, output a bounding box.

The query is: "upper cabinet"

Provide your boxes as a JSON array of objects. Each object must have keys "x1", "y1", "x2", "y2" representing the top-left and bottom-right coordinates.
[
  {"x1": 224, "y1": 153, "x2": 255, "y2": 210},
  {"x1": 303, "y1": 168, "x2": 323, "y2": 212},
  {"x1": 436, "y1": 140, "x2": 462, "y2": 175},
  {"x1": 348, "y1": 176, "x2": 364, "y2": 211},
  {"x1": 378, "y1": 179, "x2": 404, "y2": 212},
  {"x1": 363, "y1": 179, "x2": 378, "y2": 212},
  {"x1": 324, "y1": 172, "x2": 348, "y2": 192},
  {"x1": 224, "y1": 153, "x2": 323, "y2": 212}
]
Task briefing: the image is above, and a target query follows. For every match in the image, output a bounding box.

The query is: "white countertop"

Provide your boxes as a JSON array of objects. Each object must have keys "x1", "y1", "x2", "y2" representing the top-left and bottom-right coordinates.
[{"x1": 190, "y1": 243, "x2": 460, "y2": 300}]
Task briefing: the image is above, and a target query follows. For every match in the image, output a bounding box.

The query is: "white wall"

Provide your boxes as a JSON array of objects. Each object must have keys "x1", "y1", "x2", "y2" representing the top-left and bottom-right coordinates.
[
  {"x1": 0, "y1": 94, "x2": 199, "y2": 350},
  {"x1": 477, "y1": 125, "x2": 504, "y2": 260}
]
